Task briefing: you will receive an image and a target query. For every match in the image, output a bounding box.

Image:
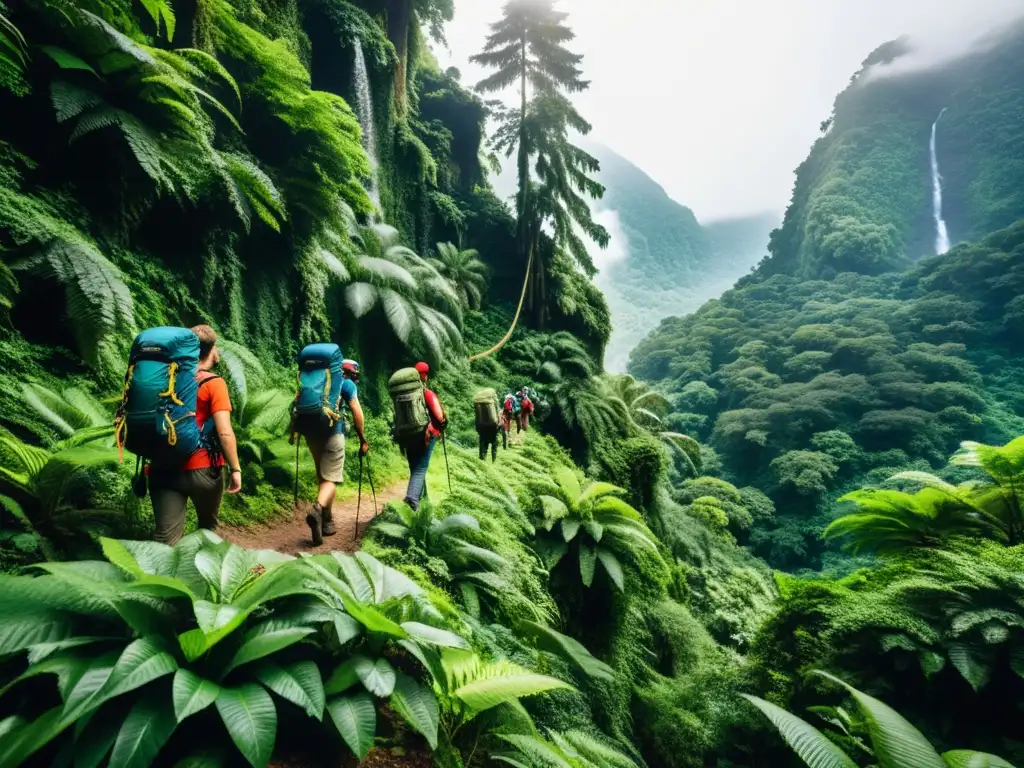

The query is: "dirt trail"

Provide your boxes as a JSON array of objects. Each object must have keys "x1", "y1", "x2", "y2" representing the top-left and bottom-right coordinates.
[{"x1": 222, "y1": 481, "x2": 408, "y2": 556}]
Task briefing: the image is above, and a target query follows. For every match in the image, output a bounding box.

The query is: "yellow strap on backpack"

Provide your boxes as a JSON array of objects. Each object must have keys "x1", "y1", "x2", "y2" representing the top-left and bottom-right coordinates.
[{"x1": 158, "y1": 362, "x2": 185, "y2": 406}]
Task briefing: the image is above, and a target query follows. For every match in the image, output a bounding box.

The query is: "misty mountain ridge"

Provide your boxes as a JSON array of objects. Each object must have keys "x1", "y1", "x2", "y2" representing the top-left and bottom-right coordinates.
[{"x1": 583, "y1": 142, "x2": 778, "y2": 371}]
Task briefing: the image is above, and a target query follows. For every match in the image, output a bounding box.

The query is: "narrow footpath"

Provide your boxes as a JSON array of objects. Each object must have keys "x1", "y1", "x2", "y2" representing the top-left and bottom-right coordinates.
[{"x1": 222, "y1": 481, "x2": 408, "y2": 555}]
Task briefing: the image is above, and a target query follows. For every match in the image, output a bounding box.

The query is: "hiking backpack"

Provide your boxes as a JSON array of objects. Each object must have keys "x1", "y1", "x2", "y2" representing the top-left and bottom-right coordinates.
[
  {"x1": 503, "y1": 395, "x2": 516, "y2": 414},
  {"x1": 388, "y1": 367, "x2": 430, "y2": 441},
  {"x1": 115, "y1": 327, "x2": 218, "y2": 466},
  {"x1": 473, "y1": 388, "x2": 499, "y2": 429},
  {"x1": 293, "y1": 343, "x2": 345, "y2": 432}
]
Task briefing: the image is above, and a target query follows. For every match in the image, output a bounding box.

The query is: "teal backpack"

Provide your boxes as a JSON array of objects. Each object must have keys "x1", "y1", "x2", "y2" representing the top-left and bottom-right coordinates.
[
  {"x1": 115, "y1": 327, "x2": 219, "y2": 467},
  {"x1": 293, "y1": 343, "x2": 345, "y2": 433}
]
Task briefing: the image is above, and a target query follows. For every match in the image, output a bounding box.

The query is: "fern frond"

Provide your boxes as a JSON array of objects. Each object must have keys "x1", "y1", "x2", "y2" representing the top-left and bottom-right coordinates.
[
  {"x1": 16, "y1": 239, "x2": 135, "y2": 371},
  {"x1": 50, "y1": 81, "x2": 102, "y2": 123},
  {"x1": 220, "y1": 153, "x2": 286, "y2": 232}
]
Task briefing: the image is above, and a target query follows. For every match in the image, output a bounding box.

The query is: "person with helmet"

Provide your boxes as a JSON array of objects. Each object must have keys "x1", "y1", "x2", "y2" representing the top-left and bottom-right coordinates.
[{"x1": 294, "y1": 355, "x2": 368, "y2": 545}]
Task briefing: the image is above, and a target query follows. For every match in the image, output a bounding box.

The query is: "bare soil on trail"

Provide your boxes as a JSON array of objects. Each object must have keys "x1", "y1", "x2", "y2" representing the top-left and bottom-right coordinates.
[{"x1": 221, "y1": 481, "x2": 408, "y2": 556}]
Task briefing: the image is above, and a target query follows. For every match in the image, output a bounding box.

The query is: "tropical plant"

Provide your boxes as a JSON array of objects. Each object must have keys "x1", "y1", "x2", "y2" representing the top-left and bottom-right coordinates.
[
  {"x1": 742, "y1": 670, "x2": 1015, "y2": 768},
  {"x1": 825, "y1": 437, "x2": 1024, "y2": 555},
  {"x1": 825, "y1": 486, "x2": 989, "y2": 556},
  {"x1": 0, "y1": 534, "x2": 469, "y2": 767},
  {"x1": 19, "y1": 382, "x2": 111, "y2": 441},
  {"x1": 0, "y1": 430, "x2": 127, "y2": 557},
  {"x1": 319, "y1": 204, "x2": 464, "y2": 358},
  {"x1": 430, "y1": 241, "x2": 488, "y2": 310},
  {"x1": 529, "y1": 466, "x2": 661, "y2": 591},
  {"x1": 601, "y1": 374, "x2": 702, "y2": 477},
  {"x1": 432, "y1": 647, "x2": 574, "y2": 766}
]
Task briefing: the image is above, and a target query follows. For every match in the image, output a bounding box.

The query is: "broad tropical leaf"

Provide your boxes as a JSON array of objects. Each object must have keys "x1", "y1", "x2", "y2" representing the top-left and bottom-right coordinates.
[
  {"x1": 389, "y1": 672, "x2": 439, "y2": 749},
  {"x1": 327, "y1": 691, "x2": 376, "y2": 760},
  {"x1": 215, "y1": 683, "x2": 277, "y2": 768},
  {"x1": 741, "y1": 694, "x2": 857, "y2": 768}
]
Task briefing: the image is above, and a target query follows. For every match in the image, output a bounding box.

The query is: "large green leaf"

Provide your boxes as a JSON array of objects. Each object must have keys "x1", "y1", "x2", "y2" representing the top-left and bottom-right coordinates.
[
  {"x1": 107, "y1": 690, "x2": 176, "y2": 768},
  {"x1": 561, "y1": 518, "x2": 581, "y2": 542},
  {"x1": 816, "y1": 671, "x2": 945, "y2": 768},
  {"x1": 355, "y1": 655, "x2": 397, "y2": 697},
  {"x1": 578, "y1": 542, "x2": 596, "y2": 587},
  {"x1": 942, "y1": 751, "x2": 1016, "y2": 768},
  {"x1": 454, "y1": 671, "x2": 572, "y2": 713},
  {"x1": 255, "y1": 661, "x2": 325, "y2": 720},
  {"x1": 327, "y1": 692, "x2": 376, "y2": 760},
  {"x1": 73, "y1": 703, "x2": 121, "y2": 768},
  {"x1": 389, "y1": 672, "x2": 438, "y2": 749},
  {"x1": 224, "y1": 622, "x2": 315, "y2": 674},
  {"x1": 92, "y1": 636, "x2": 178, "y2": 708},
  {"x1": 400, "y1": 622, "x2": 468, "y2": 649},
  {"x1": 214, "y1": 683, "x2": 277, "y2": 768},
  {"x1": 172, "y1": 669, "x2": 220, "y2": 722},
  {"x1": 596, "y1": 548, "x2": 625, "y2": 591},
  {"x1": 355, "y1": 551, "x2": 423, "y2": 602},
  {"x1": 0, "y1": 706, "x2": 68, "y2": 768},
  {"x1": 520, "y1": 621, "x2": 614, "y2": 682},
  {"x1": 741, "y1": 694, "x2": 857, "y2": 768}
]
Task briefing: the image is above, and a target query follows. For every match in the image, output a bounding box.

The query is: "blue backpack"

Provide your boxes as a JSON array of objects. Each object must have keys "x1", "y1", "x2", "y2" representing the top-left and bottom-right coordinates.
[
  {"x1": 293, "y1": 343, "x2": 345, "y2": 433},
  {"x1": 115, "y1": 327, "x2": 219, "y2": 467}
]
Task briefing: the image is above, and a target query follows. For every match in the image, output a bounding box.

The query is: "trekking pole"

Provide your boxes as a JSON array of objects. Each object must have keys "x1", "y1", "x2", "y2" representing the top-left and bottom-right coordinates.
[
  {"x1": 441, "y1": 432, "x2": 453, "y2": 493},
  {"x1": 366, "y1": 453, "x2": 378, "y2": 516},
  {"x1": 293, "y1": 436, "x2": 300, "y2": 508},
  {"x1": 354, "y1": 453, "x2": 363, "y2": 542}
]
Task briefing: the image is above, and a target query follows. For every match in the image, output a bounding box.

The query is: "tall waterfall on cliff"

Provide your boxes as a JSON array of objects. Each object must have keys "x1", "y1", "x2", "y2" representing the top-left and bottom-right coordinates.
[
  {"x1": 352, "y1": 40, "x2": 380, "y2": 213},
  {"x1": 929, "y1": 108, "x2": 951, "y2": 255}
]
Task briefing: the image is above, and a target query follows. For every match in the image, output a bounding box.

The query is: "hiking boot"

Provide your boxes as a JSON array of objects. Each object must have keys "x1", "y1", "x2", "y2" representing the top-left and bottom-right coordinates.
[
  {"x1": 306, "y1": 502, "x2": 323, "y2": 546},
  {"x1": 322, "y1": 506, "x2": 336, "y2": 537}
]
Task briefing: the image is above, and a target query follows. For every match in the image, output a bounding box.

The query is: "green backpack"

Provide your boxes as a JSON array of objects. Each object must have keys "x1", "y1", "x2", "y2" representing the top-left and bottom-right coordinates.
[
  {"x1": 473, "y1": 388, "x2": 499, "y2": 429},
  {"x1": 389, "y1": 367, "x2": 430, "y2": 441}
]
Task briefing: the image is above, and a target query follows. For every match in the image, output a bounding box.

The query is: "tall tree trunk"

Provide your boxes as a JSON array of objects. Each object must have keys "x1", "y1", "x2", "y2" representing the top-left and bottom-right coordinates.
[
  {"x1": 387, "y1": 0, "x2": 411, "y2": 116},
  {"x1": 516, "y1": 33, "x2": 530, "y2": 281}
]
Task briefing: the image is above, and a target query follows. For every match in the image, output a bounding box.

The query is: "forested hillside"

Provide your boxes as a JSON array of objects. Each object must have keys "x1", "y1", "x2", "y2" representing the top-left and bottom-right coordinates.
[
  {"x1": 586, "y1": 144, "x2": 775, "y2": 371},
  {"x1": 4, "y1": 1, "x2": 1024, "y2": 767},
  {"x1": 760, "y1": 22, "x2": 1024, "y2": 280}
]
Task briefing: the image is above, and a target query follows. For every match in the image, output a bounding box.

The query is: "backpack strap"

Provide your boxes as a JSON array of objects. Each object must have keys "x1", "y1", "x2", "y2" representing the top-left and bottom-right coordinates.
[{"x1": 195, "y1": 371, "x2": 223, "y2": 464}]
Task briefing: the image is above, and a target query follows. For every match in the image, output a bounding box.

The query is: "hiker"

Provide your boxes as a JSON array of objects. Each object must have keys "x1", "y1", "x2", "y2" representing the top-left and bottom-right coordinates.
[
  {"x1": 518, "y1": 388, "x2": 534, "y2": 433},
  {"x1": 289, "y1": 346, "x2": 369, "y2": 546},
  {"x1": 389, "y1": 361, "x2": 446, "y2": 510},
  {"x1": 117, "y1": 325, "x2": 241, "y2": 546},
  {"x1": 502, "y1": 392, "x2": 517, "y2": 442},
  {"x1": 474, "y1": 387, "x2": 504, "y2": 462}
]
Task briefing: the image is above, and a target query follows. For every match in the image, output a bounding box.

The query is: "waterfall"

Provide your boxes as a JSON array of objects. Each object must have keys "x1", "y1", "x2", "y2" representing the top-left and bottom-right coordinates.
[
  {"x1": 352, "y1": 40, "x2": 381, "y2": 213},
  {"x1": 929, "y1": 107, "x2": 951, "y2": 255}
]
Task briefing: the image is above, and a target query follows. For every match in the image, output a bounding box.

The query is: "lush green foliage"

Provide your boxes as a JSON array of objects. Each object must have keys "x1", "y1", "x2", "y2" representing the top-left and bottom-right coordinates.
[{"x1": 631, "y1": 220, "x2": 1024, "y2": 570}]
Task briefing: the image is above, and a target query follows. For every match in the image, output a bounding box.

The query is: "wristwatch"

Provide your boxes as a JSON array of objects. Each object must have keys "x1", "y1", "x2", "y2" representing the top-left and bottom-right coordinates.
[{"x1": 230, "y1": 467, "x2": 241, "y2": 474}]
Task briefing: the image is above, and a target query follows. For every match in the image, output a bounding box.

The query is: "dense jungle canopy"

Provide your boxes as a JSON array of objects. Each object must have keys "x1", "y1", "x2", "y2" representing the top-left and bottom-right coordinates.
[{"x1": 2, "y1": 1, "x2": 1024, "y2": 767}]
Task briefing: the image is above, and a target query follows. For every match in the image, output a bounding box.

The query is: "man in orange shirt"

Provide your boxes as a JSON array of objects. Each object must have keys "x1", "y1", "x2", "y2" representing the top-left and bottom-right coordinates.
[{"x1": 149, "y1": 325, "x2": 242, "y2": 544}]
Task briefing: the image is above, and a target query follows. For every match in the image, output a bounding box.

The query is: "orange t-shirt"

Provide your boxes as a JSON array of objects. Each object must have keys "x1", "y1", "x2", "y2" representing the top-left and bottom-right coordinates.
[{"x1": 181, "y1": 374, "x2": 232, "y2": 470}]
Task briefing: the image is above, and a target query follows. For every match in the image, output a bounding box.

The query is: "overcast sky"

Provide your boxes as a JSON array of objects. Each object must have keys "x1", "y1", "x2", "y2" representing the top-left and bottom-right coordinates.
[{"x1": 436, "y1": 0, "x2": 1023, "y2": 222}]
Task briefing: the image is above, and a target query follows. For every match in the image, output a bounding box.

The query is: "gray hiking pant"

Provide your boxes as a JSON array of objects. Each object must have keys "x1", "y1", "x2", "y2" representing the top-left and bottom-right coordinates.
[{"x1": 150, "y1": 466, "x2": 224, "y2": 545}]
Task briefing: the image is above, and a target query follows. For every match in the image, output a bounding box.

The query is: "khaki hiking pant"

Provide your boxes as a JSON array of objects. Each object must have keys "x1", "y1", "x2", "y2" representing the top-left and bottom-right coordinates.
[{"x1": 150, "y1": 466, "x2": 224, "y2": 545}]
